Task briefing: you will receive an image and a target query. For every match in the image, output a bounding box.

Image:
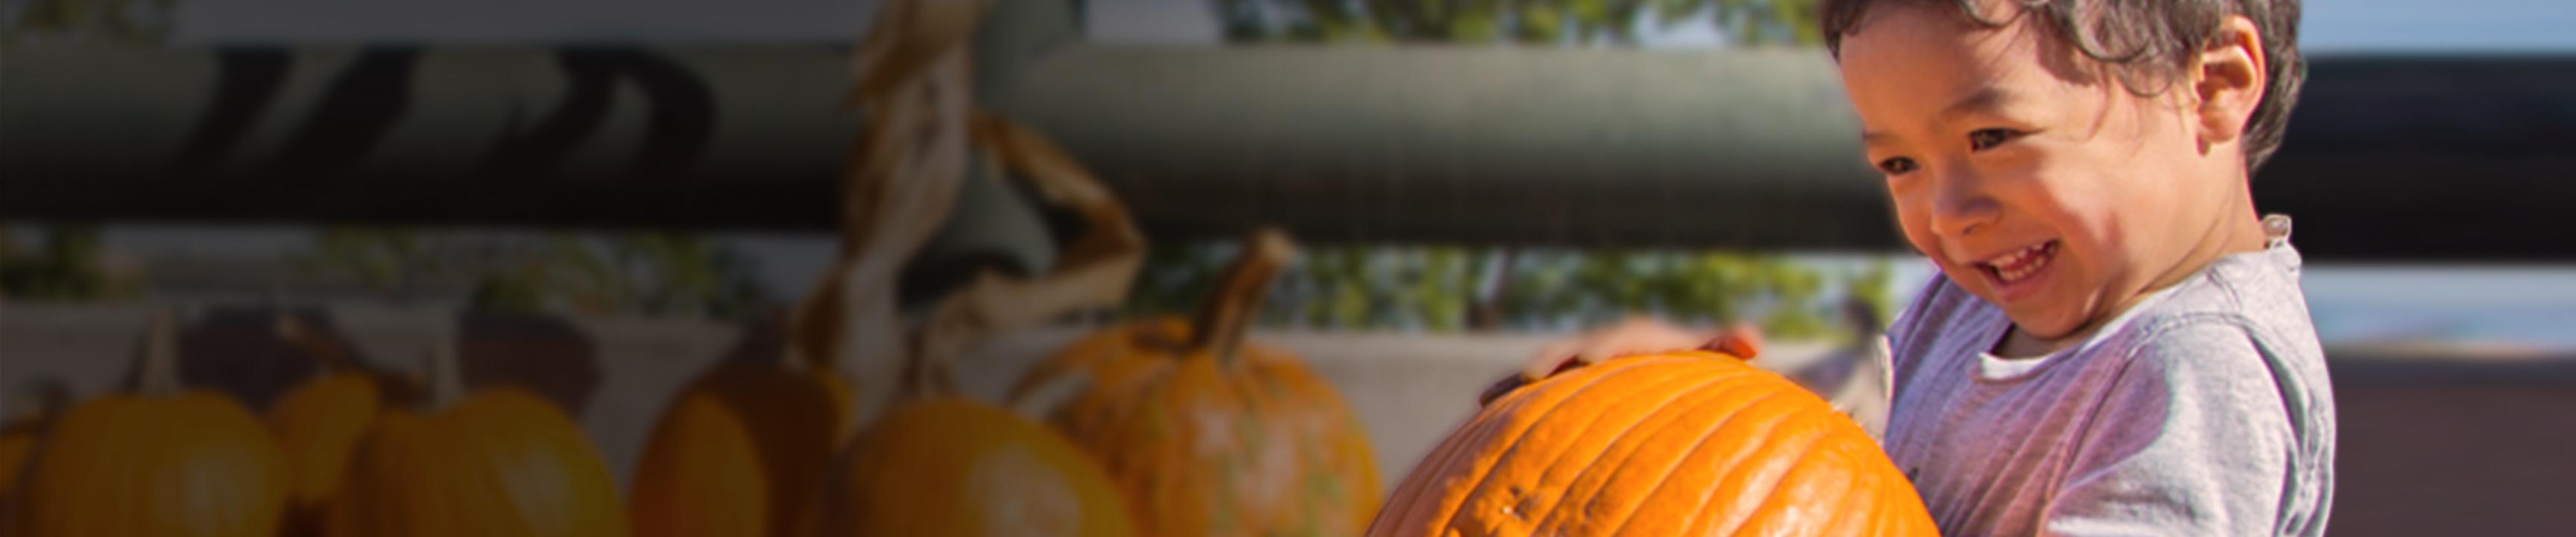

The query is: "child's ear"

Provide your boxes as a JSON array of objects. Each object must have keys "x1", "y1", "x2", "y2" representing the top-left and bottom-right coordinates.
[{"x1": 2191, "y1": 16, "x2": 2268, "y2": 146}]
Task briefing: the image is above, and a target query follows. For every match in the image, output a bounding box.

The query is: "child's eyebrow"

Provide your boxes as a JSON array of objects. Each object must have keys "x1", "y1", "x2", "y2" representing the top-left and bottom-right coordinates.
[
  {"x1": 1860, "y1": 87, "x2": 2019, "y2": 148},
  {"x1": 1940, "y1": 87, "x2": 2018, "y2": 122}
]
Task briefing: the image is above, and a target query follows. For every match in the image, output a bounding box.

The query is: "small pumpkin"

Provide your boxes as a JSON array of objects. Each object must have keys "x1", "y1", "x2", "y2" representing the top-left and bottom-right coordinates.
[
  {"x1": 814, "y1": 395, "x2": 1137, "y2": 537},
  {"x1": 627, "y1": 312, "x2": 856, "y2": 537},
  {"x1": 323, "y1": 336, "x2": 626, "y2": 537},
  {"x1": 1368, "y1": 351, "x2": 1936, "y2": 536},
  {"x1": 265, "y1": 313, "x2": 393, "y2": 537},
  {"x1": 1011, "y1": 228, "x2": 1382, "y2": 536},
  {"x1": 18, "y1": 310, "x2": 292, "y2": 537},
  {"x1": 806, "y1": 274, "x2": 1141, "y2": 537}
]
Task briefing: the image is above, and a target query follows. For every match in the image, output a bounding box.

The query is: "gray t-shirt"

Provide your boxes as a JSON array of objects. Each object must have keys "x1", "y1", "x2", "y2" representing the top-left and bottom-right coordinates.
[{"x1": 1881, "y1": 216, "x2": 2336, "y2": 536}]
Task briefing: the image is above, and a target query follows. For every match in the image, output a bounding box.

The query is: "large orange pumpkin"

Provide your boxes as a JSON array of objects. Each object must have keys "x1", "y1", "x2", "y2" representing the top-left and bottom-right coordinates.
[
  {"x1": 323, "y1": 337, "x2": 626, "y2": 537},
  {"x1": 1368, "y1": 351, "x2": 1936, "y2": 536},
  {"x1": 17, "y1": 310, "x2": 292, "y2": 537},
  {"x1": 1011, "y1": 228, "x2": 1381, "y2": 536},
  {"x1": 628, "y1": 313, "x2": 856, "y2": 537},
  {"x1": 265, "y1": 313, "x2": 393, "y2": 537}
]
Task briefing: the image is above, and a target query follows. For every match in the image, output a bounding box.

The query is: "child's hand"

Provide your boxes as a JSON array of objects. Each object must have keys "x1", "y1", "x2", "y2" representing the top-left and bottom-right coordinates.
[{"x1": 1477, "y1": 317, "x2": 1762, "y2": 406}]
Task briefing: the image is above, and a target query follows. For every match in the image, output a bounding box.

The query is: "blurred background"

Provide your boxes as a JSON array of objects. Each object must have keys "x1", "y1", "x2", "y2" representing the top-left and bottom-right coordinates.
[{"x1": 5, "y1": 0, "x2": 2575, "y2": 534}]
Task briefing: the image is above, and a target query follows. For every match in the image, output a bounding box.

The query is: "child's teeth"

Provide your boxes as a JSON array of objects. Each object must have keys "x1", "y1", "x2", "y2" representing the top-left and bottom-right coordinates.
[{"x1": 1990, "y1": 243, "x2": 2051, "y2": 283}]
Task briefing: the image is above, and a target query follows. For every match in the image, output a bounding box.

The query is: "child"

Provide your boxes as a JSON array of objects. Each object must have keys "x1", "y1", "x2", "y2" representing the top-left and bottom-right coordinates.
[{"x1": 1513, "y1": 0, "x2": 2333, "y2": 533}]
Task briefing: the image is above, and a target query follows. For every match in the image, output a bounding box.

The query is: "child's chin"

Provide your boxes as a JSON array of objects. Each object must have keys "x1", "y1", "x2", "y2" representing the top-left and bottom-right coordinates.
[{"x1": 1963, "y1": 286, "x2": 2083, "y2": 339}]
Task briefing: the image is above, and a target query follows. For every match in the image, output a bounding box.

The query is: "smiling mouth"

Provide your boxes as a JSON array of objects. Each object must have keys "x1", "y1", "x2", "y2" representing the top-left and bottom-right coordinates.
[{"x1": 1977, "y1": 240, "x2": 2060, "y2": 284}]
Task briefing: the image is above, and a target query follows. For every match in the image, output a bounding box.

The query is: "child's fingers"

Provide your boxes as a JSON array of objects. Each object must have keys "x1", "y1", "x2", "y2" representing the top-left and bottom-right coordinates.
[
  {"x1": 1705, "y1": 321, "x2": 1765, "y2": 360},
  {"x1": 1523, "y1": 340, "x2": 1585, "y2": 379},
  {"x1": 1477, "y1": 374, "x2": 1527, "y2": 406},
  {"x1": 1494, "y1": 317, "x2": 1744, "y2": 406}
]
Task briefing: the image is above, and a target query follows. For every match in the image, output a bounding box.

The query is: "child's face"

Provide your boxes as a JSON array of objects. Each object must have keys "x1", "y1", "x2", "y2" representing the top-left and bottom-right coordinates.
[{"x1": 1837, "y1": 2, "x2": 2253, "y2": 341}]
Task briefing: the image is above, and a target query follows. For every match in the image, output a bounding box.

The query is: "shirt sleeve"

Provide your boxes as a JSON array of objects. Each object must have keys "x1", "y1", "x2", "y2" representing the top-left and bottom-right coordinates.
[{"x1": 2039, "y1": 318, "x2": 2299, "y2": 536}]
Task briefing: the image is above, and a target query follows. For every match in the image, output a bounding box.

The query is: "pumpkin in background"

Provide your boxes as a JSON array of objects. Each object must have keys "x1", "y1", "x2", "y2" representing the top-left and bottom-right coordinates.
[
  {"x1": 17, "y1": 310, "x2": 292, "y2": 537},
  {"x1": 805, "y1": 277, "x2": 1141, "y2": 537},
  {"x1": 805, "y1": 180, "x2": 1142, "y2": 536},
  {"x1": 1368, "y1": 351, "x2": 1936, "y2": 537},
  {"x1": 323, "y1": 336, "x2": 626, "y2": 537},
  {"x1": 814, "y1": 395, "x2": 1137, "y2": 537},
  {"x1": 265, "y1": 313, "x2": 395, "y2": 537},
  {"x1": 627, "y1": 311, "x2": 856, "y2": 537},
  {"x1": 1011, "y1": 228, "x2": 1382, "y2": 537},
  {"x1": 0, "y1": 379, "x2": 70, "y2": 528}
]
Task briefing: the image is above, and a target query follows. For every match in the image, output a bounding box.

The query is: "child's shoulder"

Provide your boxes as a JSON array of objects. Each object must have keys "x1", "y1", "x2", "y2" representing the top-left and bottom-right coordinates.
[{"x1": 2118, "y1": 224, "x2": 2322, "y2": 366}]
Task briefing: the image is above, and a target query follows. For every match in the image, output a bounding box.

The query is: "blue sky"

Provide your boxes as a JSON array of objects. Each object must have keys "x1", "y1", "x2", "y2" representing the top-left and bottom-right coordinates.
[{"x1": 143, "y1": 0, "x2": 2576, "y2": 51}]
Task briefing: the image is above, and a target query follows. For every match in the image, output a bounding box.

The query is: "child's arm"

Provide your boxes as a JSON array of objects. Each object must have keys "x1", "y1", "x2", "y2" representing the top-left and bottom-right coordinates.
[{"x1": 2040, "y1": 321, "x2": 2323, "y2": 536}]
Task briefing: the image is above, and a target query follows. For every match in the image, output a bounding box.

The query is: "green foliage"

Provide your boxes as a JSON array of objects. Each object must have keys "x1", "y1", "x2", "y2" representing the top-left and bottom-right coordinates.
[
  {"x1": 1126, "y1": 239, "x2": 1896, "y2": 339},
  {"x1": 0, "y1": 224, "x2": 142, "y2": 301},
  {"x1": 1210, "y1": 0, "x2": 1822, "y2": 46},
  {"x1": 300, "y1": 227, "x2": 771, "y2": 318}
]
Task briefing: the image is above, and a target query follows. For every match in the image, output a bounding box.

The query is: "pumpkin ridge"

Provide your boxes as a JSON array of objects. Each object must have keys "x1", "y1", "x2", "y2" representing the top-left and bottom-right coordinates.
[
  {"x1": 1371, "y1": 403, "x2": 1464, "y2": 536},
  {"x1": 1379, "y1": 377, "x2": 1540, "y2": 533},
  {"x1": 1462, "y1": 359, "x2": 1725, "y2": 536},
  {"x1": 1518, "y1": 364, "x2": 1752, "y2": 533},
  {"x1": 1808, "y1": 439, "x2": 1881, "y2": 536},
  {"x1": 1648, "y1": 398, "x2": 1813, "y2": 534},
  {"x1": 1416, "y1": 357, "x2": 1661, "y2": 533},
  {"x1": 1406, "y1": 365, "x2": 1590, "y2": 534},
  {"x1": 1671, "y1": 387, "x2": 1829, "y2": 536},
  {"x1": 1696, "y1": 406, "x2": 1835, "y2": 536},
  {"x1": 1527, "y1": 369, "x2": 1780, "y2": 536},
  {"x1": 1535, "y1": 379, "x2": 1782, "y2": 534},
  {"x1": 1380, "y1": 377, "x2": 1539, "y2": 534},
  {"x1": 1575, "y1": 381, "x2": 1796, "y2": 537}
]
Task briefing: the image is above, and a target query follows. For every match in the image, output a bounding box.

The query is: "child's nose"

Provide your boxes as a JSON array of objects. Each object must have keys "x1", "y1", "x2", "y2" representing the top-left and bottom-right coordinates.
[{"x1": 1926, "y1": 166, "x2": 2001, "y2": 237}]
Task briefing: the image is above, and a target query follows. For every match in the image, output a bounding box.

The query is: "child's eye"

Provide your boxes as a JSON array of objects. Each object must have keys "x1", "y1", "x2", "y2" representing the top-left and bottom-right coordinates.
[
  {"x1": 1968, "y1": 128, "x2": 2022, "y2": 151},
  {"x1": 1875, "y1": 157, "x2": 1918, "y2": 175}
]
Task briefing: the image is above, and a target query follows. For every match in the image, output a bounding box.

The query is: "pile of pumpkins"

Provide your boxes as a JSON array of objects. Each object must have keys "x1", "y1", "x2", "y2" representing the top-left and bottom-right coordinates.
[
  {"x1": 0, "y1": 256, "x2": 1946, "y2": 537},
  {"x1": 0, "y1": 225, "x2": 1383, "y2": 537},
  {"x1": 0, "y1": 309, "x2": 628, "y2": 537}
]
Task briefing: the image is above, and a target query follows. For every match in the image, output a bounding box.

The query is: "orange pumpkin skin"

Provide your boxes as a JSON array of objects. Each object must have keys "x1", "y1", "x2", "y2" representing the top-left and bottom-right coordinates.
[
  {"x1": 264, "y1": 314, "x2": 397, "y2": 537},
  {"x1": 1017, "y1": 318, "x2": 1383, "y2": 536},
  {"x1": 323, "y1": 339, "x2": 627, "y2": 537},
  {"x1": 1368, "y1": 351, "x2": 1937, "y2": 537},
  {"x1": 629, "y1": 359, "x2": 854, "y2": 537},
  {"x1": 270, "y1": 372, "x2": 381, "y2": 509},
  {"x1": 19, "y1": 390, "x2": 291, "y2": 537},
  {"x1": 810, "y1": 398, "x2": 1136, "y2": 537}
]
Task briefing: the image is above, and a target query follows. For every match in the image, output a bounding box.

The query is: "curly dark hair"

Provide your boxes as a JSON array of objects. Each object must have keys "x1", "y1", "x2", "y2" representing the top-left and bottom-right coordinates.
[{"x1": 1821, "y1": 0, "x2": 2304, "y2": 171}]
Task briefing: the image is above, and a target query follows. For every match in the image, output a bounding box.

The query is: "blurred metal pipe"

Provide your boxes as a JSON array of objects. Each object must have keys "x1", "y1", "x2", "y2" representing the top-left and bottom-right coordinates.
[{"x1": 4, "y1": 21, "x2": 2575, "y2": 259}]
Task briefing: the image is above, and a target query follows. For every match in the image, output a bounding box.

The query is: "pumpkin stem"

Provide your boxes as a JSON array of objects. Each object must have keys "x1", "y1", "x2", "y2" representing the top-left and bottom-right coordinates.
[
  {"x1": 1189, "y1": 228, "x2": 1298, "y2": 365},
  {"x1": 422, "y1": 338, "x2": 465, "y2": 411},
  {"x1": 133, "y1": 309, "x2": 184, "y2": 396}
]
